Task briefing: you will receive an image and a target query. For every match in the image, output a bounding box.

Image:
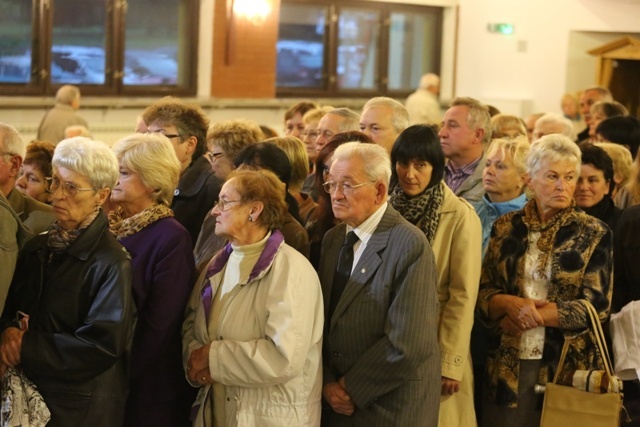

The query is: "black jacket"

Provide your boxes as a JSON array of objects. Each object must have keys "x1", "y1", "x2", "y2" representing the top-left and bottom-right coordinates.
[
  {"x1": 171, "y1": 155, "x2": 222, "y2": 247},
  {"x1": 0, "y1": 211, "x2": 135, "y2": 427}
]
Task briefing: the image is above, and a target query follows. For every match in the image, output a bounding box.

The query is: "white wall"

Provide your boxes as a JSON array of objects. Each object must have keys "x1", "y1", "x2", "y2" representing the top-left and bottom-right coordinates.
[{"x1": 455, "y1": 0, "x2": 640, "y2": 116}]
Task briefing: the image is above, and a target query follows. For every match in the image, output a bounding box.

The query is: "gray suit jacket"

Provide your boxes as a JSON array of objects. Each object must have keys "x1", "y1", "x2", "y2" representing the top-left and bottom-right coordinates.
[{"x1": 319, "y1": 204, "x2": 441, "y2": 426}]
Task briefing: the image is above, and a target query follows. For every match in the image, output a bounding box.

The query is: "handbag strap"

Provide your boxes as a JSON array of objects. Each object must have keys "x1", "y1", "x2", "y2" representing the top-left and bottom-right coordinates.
[{"x1": 552, "y1": 299, "x2": 615, "y2": 383}]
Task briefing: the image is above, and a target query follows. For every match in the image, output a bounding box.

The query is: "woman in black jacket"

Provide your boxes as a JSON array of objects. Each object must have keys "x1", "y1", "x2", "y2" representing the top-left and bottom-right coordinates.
[{"x1": 0, "y1": 137, "x2": 135, "y2": 427}]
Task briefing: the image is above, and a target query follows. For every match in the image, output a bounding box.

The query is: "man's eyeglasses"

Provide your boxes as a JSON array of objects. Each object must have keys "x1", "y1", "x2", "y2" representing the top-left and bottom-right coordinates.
[
  {"x1": 322, "y1": 181, "x2": 373, "y2": 195},
  {"x1": 46, "y1": 177, "x2": 94, "y2": 198},
  {"x1": 213, "y1": 199, "x2": 241, "y2": 212}
]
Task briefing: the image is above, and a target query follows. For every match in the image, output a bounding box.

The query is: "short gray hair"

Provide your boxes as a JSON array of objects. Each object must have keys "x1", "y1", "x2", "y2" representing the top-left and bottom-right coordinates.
[
  {"x1": 0, "y1": 122, "x2": 26, "y2": 159},
  {"x1": 327, "y1": 108, "x2": 360, "y2": 132},
  {"x1": 363, "y1": 97, "x2": 410, "y2": 134},
  {"x1": 419, "y1": 73, "x2": 440, "y2": 90},
  {"x1": 534, "y1": 112, "x2": 575, "y2": 140},
  {"x1": 450, "y1": 97, "x2": 492, "y2": 144},
  {"x1": 55, "y1": 85, "x2": 81, "y2": 105},
  {"x1": 583, "y1": 86, "x2": 613, "y2": 102},
  {"x1": 332, "y1": 141, "x2": 391, "y2": 186},
  {"x1": 112, "y1": 133, "x2": 181, "y2": 206},
  {"x1": 53, "y1": 137, "x2": 119, "y2": 190},
  {"x1": 526, "y1": 134, "x2": 581, "y2": 178}
]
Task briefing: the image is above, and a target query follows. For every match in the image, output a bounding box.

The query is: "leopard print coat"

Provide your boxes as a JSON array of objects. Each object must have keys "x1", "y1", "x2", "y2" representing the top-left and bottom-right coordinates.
[{"x1": 476, "y1": 199, "x2": 613, "y2": 407}]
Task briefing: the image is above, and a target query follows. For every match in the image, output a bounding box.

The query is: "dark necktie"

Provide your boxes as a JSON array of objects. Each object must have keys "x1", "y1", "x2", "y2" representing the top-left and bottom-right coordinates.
[{"x1": 328, "y1": 231, "x2": 359, "y2": 320}]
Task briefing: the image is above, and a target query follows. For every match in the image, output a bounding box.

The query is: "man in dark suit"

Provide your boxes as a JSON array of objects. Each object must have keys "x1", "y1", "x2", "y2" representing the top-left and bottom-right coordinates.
[{"x1": 319, "y1": 142, "x2": 441, "y2": 426}]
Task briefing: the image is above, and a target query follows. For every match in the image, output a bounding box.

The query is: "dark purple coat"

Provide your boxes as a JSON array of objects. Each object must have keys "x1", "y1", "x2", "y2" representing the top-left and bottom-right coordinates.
[{"x1": 120, "y1": 217, "x2": 196, "y2": 427}]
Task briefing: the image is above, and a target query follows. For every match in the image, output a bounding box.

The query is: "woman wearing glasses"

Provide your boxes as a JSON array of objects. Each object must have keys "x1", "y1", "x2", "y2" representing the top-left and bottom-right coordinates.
[
  {"x1": 109, "y1": 133, "x2": 196, "y2": 427},
  {"x1": 0, "y1": 137, "x2": 135, "y2": 426},
  {"x1": 182, "y1": 168, "x2": 323, "y2": 426},
  {"x1": 15, "y1": 140, "x2": 55, "y2": 204}
]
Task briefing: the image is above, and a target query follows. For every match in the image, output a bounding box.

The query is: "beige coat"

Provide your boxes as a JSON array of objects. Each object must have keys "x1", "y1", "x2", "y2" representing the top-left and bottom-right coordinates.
[
  {"x1": 428, "y1": 186, "x2": 482, "y2": 427},
  {"x1": 182, "y1": 233, "x2": 323, "y2": 427}
]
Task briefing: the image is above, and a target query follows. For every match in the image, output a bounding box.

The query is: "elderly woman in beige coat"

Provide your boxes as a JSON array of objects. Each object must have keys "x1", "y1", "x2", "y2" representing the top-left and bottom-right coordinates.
[
  {"x1": 389, "y1": 125, "x2": 481, "y2": 426},
  {"x1": 182, "y1": 169, "x2": 323, "y2": 427}
]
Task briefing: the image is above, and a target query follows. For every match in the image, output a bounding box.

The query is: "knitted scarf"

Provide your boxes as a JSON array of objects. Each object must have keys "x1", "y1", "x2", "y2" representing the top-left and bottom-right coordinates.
[
  {"x1": 108, "y1": 204, "x2": 174, "y2": 240},
  {"x1": 389, "y1": 181, "x2": 444, "y2": 244}
]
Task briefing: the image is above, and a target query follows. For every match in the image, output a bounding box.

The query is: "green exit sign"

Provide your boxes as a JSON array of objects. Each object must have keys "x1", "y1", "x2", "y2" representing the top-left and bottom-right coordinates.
[{"x1": 487, "y1": 23, "x2": 514, "y2": 35}]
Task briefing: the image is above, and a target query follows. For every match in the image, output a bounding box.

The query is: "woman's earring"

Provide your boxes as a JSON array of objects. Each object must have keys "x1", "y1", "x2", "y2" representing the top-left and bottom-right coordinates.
[{"x1": 248, "y1": 216, "x2": 253, "y2": 222}]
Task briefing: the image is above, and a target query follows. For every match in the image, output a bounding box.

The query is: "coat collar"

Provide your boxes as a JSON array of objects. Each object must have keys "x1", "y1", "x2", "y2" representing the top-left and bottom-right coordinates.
[
  {"x1": 205, "y1": 229, "x2": 285, "y2": 285},
  {"x1": 175, "y1": 155, "x2": 218, "y2": 198}
]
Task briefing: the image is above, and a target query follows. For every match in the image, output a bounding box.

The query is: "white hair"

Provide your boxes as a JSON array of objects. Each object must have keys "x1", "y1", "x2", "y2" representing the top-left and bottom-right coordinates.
[
  {"x1": 526, "y1": 134, "x2": 581, "y2": 178},
  {"x1": 332, "y1": 142, "x2": 391, "y2": 186},
  {"x1": 419, "y1": 73, "x2": 440, "y2": 90},
  {"x1": 0, "y1": 122, "x2": 26, "y2": 159},
  {"x1": 53, "y1": 137, "x2": 119, "y2": 190}
]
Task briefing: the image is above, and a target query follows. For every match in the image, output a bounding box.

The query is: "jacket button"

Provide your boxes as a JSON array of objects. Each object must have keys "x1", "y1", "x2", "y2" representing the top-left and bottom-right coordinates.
[
  {"x1": 219, "y1": 336, "x2": 223, "y2": 339},
  {"x1": 226, "y1": 397, "x2": 230, "y2": 401},
  {"x1": 332, "y1": 352, "x2": 341, "y2": 357}
]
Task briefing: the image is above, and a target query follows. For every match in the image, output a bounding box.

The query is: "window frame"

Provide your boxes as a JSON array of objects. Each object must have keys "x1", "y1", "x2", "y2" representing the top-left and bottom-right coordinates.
[
  {"x1": 0, "y1": 0, "x2": 199, "y2": 97},
  {"x1": 276, "y1": 0, "x2": 443, "y2": 98}
]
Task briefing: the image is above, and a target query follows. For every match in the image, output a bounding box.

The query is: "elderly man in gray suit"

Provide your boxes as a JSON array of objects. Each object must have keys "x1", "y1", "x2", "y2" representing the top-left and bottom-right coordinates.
[{"x1": 319, "y1": 142, "x2": 441, "y2": 426}]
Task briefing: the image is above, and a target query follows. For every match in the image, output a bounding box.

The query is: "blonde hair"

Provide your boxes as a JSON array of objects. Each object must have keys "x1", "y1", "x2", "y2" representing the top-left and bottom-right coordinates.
[
  {"x1": 302, "y1": 106, "x2": 334, "y2": 125},
  {"x1": 487, "y1": 136, "x2": 531, "y2": 176},
  {"x1": 206, "y1": 119, "x2": 264, "y2": 159},
  {"x1": 266, "y1": 136, "x2": 309, "y2": 190},
  {"x1": 491, "y1": 114, "x2": 527, "y2": 139},
  {"x1": 594, "y1": 142, "x2": 633, "y2": 190},
  {"x1": 112, "y1": 133, "x2": 181, "y2": 206}
]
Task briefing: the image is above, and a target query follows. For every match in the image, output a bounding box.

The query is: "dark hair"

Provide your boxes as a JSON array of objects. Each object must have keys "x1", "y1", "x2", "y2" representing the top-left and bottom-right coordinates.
[
  {"x1": 580, "y1": 143, "x2": 614, "y2": 194},
  {"x1": 596, "y1": 116, "x2": 640, "y2": 160},
  {"x1": 391, "y1": 124, "x2": 445, "y2": 189},
  {"x1": 142, "y1": 96, "x2": 209, "y2": 161},
  {"x1": 233, "y1": 142, "x2": 302, "y2": 223},
  {"x1": 284, "y1": 101, "x2": 319, "y2": 121}
]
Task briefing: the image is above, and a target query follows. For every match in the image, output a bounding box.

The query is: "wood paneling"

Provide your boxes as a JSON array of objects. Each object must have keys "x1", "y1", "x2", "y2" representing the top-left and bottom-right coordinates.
[{"x1": 211, "y1": 0, "x2": 280, "y2": 98}]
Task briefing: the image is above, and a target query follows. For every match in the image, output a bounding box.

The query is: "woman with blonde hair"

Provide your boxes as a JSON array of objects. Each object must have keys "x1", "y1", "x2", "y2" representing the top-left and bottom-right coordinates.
[
  {"x1": 593, "y1": 141, "x2": 634, "y2": 201},
  {"x1": 110, "y1": 133, "x2": 196, "y2": 426},
  {"x1": 472, "y1": 136, "x2": 530, "y2": 255},
  {"x1": 490, "y1": 114, "x2": 527, "y2": 139}
]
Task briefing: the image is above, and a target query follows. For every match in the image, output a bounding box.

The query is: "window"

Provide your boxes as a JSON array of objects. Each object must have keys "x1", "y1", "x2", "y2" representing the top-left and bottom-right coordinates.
[
  {"x1": 0, "y1": 0, "x2": 198, "y2": 96},
  {"x1": 276, "y1": 0, "x2": 442, "y2": 97}
]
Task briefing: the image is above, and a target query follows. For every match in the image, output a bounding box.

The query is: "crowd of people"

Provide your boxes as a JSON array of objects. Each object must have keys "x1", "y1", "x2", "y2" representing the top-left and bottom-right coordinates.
[{"x1": 0, "y1": 79, "x2": 639, "y2": 427}]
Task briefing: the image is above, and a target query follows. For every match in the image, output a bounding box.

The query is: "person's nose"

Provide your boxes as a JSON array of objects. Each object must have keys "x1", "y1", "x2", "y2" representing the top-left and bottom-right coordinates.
[{"x1": 406, "y1": 164, "x2": 416, "y2": 179}]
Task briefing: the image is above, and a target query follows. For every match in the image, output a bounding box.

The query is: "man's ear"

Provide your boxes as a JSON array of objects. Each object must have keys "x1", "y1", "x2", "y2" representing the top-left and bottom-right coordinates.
[{"x1": 375, "y1": 182, "x2": 387, "y2": 204}]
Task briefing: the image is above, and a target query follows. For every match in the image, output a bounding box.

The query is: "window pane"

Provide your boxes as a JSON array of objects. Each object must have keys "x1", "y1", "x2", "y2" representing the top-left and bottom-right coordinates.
[
  {"x1": 0, "y1": 0, "x2": 33, "y2": 84},
  {"x1": 337, "y1": 8, "x2": 379, "y2": 90},
  {"x1": 277, "y1": 4, "x2": 327, "y2": 88},
  {"x1": 387, "y1": 10, "x2": 441, "y2": 91},
  {"x1": 51, "y1": 0, "x2": 106, "y2": 85},
  {"x1": 124, "y1": 0, "x2": 188, "y2": 86}
]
